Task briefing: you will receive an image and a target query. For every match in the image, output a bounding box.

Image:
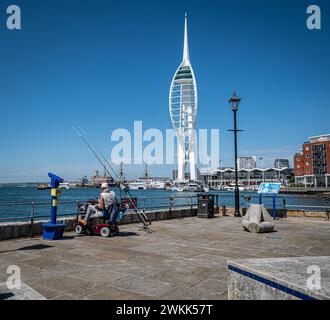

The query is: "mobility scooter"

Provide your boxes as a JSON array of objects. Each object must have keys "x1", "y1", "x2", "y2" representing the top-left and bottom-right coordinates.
[{"x1": 74, "y1": 199, "x2": 126, "y2": 238}]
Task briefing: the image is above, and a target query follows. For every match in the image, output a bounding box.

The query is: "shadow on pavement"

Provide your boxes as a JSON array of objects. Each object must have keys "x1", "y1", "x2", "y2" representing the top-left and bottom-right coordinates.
[{"x1": 117, "y1": 231, "x2": 139, "y2": 237}]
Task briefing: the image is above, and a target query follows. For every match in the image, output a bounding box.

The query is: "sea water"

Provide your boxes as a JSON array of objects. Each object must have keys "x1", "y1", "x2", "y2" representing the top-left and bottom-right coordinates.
[{"x1": 0, "y1": 185, "x2": 327, "y2": 222}]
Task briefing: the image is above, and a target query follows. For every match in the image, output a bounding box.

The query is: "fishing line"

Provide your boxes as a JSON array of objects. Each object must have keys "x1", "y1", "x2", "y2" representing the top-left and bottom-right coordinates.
[{"x1": 77, "y1": 127, "x2": 122, "y2": 182}]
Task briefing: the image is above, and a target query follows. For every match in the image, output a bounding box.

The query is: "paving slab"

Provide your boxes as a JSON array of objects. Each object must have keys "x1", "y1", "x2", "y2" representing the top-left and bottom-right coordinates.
[
  {"x1": 111, "y1": 274, "x2": 174, "y2": 297},
  {"x1": 0, "y1": 216, "x2": 330, "y2": 300},
  {"x1": 0, "y1": 282, "x2": 45, "y2": 300}
]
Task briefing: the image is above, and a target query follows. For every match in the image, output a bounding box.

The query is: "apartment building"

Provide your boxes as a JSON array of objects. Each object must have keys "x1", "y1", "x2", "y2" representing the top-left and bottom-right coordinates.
[{"x1": 294, "y1": 134, "x2": 330, "y2": 187}]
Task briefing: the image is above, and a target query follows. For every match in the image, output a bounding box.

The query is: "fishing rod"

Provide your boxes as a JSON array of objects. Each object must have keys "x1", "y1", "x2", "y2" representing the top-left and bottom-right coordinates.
[
  {"x1": 73, "y1": 126, "x2": 151, "y2": 229},
  {"x1": 72, "y1": 127, "x2": 151, "y2": 229},
  {"x1": 77, "y1": 127, "x2": 124, "y2": 183},
  {"x1": 77, "y1": 127, "x2": 151, "y2": 228},
  {"x1": 72, "y1": 127, "x2": 110, "y2": 177}
]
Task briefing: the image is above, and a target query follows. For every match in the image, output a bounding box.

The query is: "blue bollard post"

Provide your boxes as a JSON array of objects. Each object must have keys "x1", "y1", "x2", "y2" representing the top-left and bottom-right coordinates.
[
  {"x1": 42, "y1": 173, "x2": 66, "y2": 241},
  {"x1": 259, "y1": 194, "x2": 262, "y2": 205},
  {"x1": 272, "y1": 194, "x2": 276, "y2": 220}
]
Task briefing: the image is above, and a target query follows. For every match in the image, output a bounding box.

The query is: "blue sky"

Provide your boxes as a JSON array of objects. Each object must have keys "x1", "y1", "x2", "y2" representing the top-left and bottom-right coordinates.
[{"x1": 0, "y1": 0, "x2": 329, "y2": 182}]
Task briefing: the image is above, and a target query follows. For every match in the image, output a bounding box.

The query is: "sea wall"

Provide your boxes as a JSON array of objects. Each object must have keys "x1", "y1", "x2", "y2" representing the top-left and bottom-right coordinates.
[{"x1": 0, "y1": 207, "x2": 198, "y2": 241}]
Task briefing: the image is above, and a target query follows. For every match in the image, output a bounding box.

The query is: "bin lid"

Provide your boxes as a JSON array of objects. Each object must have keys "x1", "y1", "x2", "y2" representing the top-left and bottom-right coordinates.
[{"x1": 197, "y1": 193, "x2": 215, "y2": 199}]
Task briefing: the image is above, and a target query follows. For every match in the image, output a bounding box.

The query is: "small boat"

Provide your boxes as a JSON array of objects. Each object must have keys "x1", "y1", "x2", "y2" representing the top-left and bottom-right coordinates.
[
  {"x1": 147, "y1": 181, "x2": 166, "y2": 190},
  {"x1": 128, "y1": 181, "x2": 147, "y2": 190},
  {"x1": 172, "y1": 182, "x2": 205, "y2": 192},
  {"x1": 224, "y1": 184, "x2": 245, "y2": 192},
  {"x1": 37, "y1": 184, "x2": 51, "y2": 190},
  {"x1": 60, "y1": 182, "x2": 70, "y2": 189},
  {"x1": 172, "y1": 186, "x2": 184, "y2": 192},
  {"x1": 182, "y1": 183, "x2": 205, "y2": 192}
]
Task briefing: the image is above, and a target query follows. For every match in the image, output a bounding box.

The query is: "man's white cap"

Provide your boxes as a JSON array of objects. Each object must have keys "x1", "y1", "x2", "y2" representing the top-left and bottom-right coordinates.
[{"x1": 101, "y1": 183, "x2": 108, "y2": 189}]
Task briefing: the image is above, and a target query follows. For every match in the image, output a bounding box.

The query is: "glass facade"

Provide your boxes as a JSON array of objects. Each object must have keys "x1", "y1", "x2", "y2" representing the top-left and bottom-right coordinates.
[{"x1": 170, "y1": 65, "x2": 197, "y2": 132}]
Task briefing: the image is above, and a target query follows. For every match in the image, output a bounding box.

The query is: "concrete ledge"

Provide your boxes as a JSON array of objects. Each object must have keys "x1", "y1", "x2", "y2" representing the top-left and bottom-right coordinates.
[
  {"x1": 227, "y1": 256, "x2": 330, "y2": 300},
  {"x1": 0, "y1": 208, "x2": 198, "y2": 241},
  {"x1": 283, "y1": 210, "x2": 327, "y2": 218},
  {"x1": 222, "y1": 207, "x2": 329, "y2": 219}
]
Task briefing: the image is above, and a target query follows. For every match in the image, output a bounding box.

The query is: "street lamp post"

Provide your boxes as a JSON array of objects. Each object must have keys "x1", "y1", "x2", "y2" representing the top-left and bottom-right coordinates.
[
  {"x1": 228, "y1": 92, "x2": 243, "y2": 217},
  {"x1": 259, "y1": 157, "x2": 265, "y2": 182},
  {"x1": 208, "y1": 157, "x2": 212, "y2": 187}
]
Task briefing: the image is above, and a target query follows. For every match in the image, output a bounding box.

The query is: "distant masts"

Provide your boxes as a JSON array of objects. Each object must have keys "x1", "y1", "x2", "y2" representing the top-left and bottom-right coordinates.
[
  {"x1": 144, "y1": 163, "x2": 149, "y2": 179},
  {"x1": 119, "y1": 162, "x2": 124, "y2": 181}
]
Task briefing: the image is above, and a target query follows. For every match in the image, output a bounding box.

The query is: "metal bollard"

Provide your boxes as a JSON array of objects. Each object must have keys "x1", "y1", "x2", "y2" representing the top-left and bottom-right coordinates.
[
  {"x1": 30, "y1": 202, "x2": 35, "y2": 238},
  {"x1": 215, "y1": 195, "x2": 219, "y2": 213},
  {"x1": 76, "y1": 200, "x2": 80, "y2": 223},
  {"x1": 283, "y1": 199, "x2": 287, "y2": 218},
  {"x1": 169, "y1": 195, "x2": 174, "y2": 213},
  {"x1": 322, "y1": 197, "x2": 329, "y2": 221},
  {"x1": 272, "y1": 194, "x2": 277, "y2": 220}
]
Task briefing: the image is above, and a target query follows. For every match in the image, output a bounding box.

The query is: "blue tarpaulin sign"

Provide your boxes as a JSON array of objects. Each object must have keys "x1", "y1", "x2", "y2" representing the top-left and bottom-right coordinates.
[{"x1": 257, "y1": 183, "x2": 281, "y2": 194}]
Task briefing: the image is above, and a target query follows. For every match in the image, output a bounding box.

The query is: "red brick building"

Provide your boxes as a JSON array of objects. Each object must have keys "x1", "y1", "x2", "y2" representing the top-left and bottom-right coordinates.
[{"x1": 294, "y1": 134, "x2": 330, "y2": 187}]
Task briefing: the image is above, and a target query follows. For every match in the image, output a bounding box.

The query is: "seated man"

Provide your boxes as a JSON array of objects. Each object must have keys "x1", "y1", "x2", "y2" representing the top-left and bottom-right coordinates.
[{"x1": 83, "y1": 183, "x2": 116, "y2": 224}]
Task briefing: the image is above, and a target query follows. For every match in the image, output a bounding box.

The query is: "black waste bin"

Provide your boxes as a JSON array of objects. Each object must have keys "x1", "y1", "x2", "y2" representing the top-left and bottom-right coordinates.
[{"x1": 197, "y1": 193, "x2": 215, "y2": 218}]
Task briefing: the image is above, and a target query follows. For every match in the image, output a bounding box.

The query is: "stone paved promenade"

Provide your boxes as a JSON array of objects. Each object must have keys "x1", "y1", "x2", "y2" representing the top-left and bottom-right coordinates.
[{"x1": 0, "y1": 216, "x2": 330, "y2": 300}]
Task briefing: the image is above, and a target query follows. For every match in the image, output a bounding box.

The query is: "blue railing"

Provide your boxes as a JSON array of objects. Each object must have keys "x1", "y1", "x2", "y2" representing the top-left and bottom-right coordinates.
[
  {"x1": 0, "y1": 195, "x2": 200, "y2": 224},
  {"x1": 0, "y1": 193, "x2": 329, "y2": 225}
]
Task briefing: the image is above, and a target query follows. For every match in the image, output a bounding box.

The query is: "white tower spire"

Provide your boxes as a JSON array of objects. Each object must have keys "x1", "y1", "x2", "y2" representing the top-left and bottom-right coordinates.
[
  {"x1": 182, "y1": 13, "x2": 190, "y2": 64},
  {"x1": 169, "y1": 14, "x2": 198, "y2": 181}
]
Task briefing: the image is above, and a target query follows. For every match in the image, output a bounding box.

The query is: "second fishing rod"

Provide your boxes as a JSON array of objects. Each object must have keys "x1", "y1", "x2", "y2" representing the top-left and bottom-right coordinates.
[{"x1": 72, "y1": 127, "x2": 151, "y2": 228}]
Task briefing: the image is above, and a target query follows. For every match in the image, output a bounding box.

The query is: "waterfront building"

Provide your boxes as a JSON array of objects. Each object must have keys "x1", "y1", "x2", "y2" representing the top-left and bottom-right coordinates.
[
  {"x1": 294, "y1": 134, "x2": 330, "y2": 188},
  {"x1": 238, "y1": 156, "x2": 257, "y2": 170},
  {"x1": 200, "y1": 167, "x2": 293, "y2": 189},
  {"x1": 274, "y1": 158, "x2": 290, "y2": 169},
  {"x1": 169, "y1": 14, "x2": 198, "y2": 181}
]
